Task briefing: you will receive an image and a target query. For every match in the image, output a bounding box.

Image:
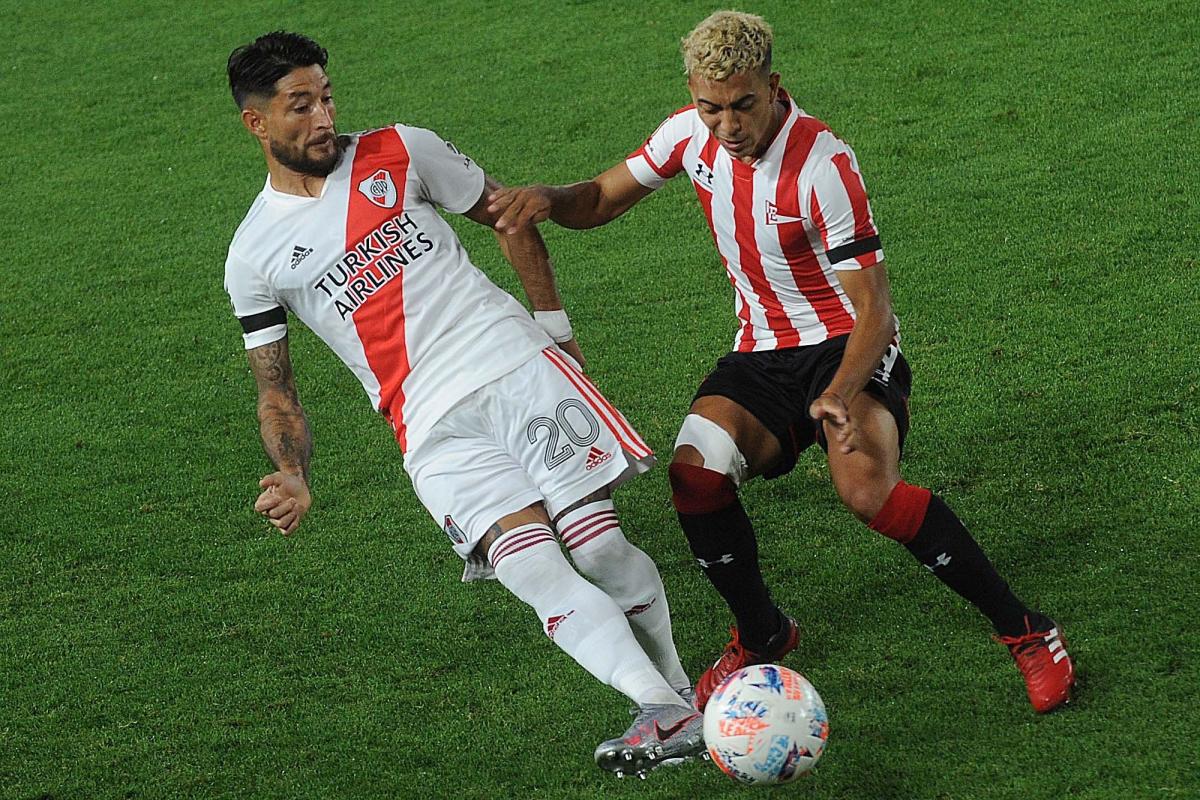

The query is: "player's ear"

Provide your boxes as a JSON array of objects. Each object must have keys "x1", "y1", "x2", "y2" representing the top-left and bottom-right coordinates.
[
  {"x1": 768, "y1": 71, "x2": 781, "y2": 97},
  {"x1": 241, "y1": 105, "x2": 269, "y2": 141}
]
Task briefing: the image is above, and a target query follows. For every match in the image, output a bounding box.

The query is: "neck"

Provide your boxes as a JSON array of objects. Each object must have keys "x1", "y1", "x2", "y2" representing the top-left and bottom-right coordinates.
[
  {"x1": 266, "y1": 161, "x2": 328, "y2": 197},
  {"x1": 743, "y1": 96, "x2": 788, "y2": 164}
]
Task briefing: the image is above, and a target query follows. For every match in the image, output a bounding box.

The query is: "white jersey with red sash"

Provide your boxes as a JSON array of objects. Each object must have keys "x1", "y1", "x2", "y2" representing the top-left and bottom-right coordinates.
[
  {"x1": 224, "y1": 125, "x2": 550, "y2": 452},
  {"x1": 626, "y1": 90, "x2": 898, "y2": 352}
]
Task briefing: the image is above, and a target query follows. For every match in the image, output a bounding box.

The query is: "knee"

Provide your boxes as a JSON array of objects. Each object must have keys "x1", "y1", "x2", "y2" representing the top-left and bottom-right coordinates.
[
  {"x1": 836, "y1": 480, "x2": 893, "y2": 525},
  {"x1": 568, "y1": 527, "x2": 632, "y2": 572},
  {"x1": 571, "y1": 534, "x2": 660, "y2": 596},
  {"x1": 669, "y1": 414, "x2": 747, "y2": 515},
  {"x1": 865, "y1": 481, "x2": 932, "y2": 544},
  {"x1": 668, "y1": 462, "x2": 738, "y2": 515}
]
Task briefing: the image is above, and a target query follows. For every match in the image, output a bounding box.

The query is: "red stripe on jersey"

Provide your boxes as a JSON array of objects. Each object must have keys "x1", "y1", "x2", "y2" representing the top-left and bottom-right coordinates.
[
  {"x1": 630, "y1": 104, "x2": 696, "y2": 177},
  {"x1": 731, "y1": 159, "x2": 801, "y2": 351},
  {"x1": 693, "y1": 135, "x2": 721, "y2": 249},
  {"x1": 699, "y1": 135, "x2": 720, "y2": 171},
  {"x1": 542, "y1": 348, "x2": 652, "y2": 459},
  {"x1": 805, "y1": 196, "x2": 857, "y2": 337},
  {"x1": 635, "y1": 136, "x2": 692, "y2": 179},
  {"x1": 692, "y1": 137, "x2": 755, "y2": 351},
  {"x1": 777, "y1": 120, "x2": 856, "y2": 339},
  {"x1": 831, "y1": 152, "x2": 880, "y2": 268},
  {"x1": 345, "y1": 128, "x2": 413, "y2": 450}
]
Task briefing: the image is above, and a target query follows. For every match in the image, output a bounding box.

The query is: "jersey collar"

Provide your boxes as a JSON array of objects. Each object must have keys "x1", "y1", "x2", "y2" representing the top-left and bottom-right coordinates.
[
  {"x1": 262, "y1": 171, "x2": 332, "y2": 205},
  {"x1": 260, "y1": 141, "x2": 354, "y2": 205}
]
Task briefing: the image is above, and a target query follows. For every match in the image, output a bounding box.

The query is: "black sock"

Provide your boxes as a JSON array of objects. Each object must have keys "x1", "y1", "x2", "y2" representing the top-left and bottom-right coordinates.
[
  {"x1": 678, "y1": 498, "x2": 782, "y2": 650},
  {"x1": 903, "y1": 495, "x2": 1047, "y2": 637}
]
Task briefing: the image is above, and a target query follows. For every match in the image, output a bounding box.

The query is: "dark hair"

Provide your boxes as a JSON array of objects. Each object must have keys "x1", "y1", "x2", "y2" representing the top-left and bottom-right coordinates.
[{"x1": 227, "y1": 31, "x2": 328, "y2": 108}]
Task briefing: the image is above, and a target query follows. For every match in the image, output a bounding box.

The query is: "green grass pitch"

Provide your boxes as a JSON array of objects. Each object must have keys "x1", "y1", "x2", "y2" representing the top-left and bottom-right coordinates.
[{"x1": 2, "y1": 1, "x2": 1197, "y2": 798}]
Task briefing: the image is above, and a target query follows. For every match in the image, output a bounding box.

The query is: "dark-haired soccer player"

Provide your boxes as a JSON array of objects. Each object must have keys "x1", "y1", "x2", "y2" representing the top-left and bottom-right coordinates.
[
  {"x1": 222, "y1": 31, "x2": 705, "y2": 775},
  {"x1": 488, "y1": 10, "x2": 1076, "y2": 713}
]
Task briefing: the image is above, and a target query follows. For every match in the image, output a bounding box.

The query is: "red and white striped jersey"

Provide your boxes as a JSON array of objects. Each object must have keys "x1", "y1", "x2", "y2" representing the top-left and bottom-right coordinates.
[
  {"x1": 626, "y1": 90, "x2": 898, "y2": 352},
  {"x1": 224, "y1": 124, "x2": 551, "y2": 453}
]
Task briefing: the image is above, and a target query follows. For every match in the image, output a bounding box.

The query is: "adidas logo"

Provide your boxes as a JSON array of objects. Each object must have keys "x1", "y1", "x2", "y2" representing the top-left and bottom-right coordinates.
[
  {"x1": 289, "y1": 245, "x2": 313, "y2": 269},
  {"x1": 1044, "y1": 628, "x2": 1069, "y2": 663},
  {"x1": 584, "y1": 446, "x2": 613, "y2": 471},
  {"x1": 545, "y1": 610, "x2": 576, "y2": 641},
  {"x1": 623, "y1": 598, "x2": 657, "y2": 617}
]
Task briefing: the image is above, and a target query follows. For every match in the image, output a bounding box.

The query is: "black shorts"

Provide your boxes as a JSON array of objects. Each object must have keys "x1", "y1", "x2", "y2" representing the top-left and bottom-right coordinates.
[{"x1": 693, "y1": 334, "x2": 912, "y2": 479}]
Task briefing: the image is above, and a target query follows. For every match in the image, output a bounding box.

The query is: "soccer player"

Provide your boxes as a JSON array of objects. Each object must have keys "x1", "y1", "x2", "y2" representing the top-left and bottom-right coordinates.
[
  {"x1": 222, "y1": 32, "x2": 704, "y2": 775},
  {"x1": 487, "y1": 11, "x2": 1076, "y2": 713}
]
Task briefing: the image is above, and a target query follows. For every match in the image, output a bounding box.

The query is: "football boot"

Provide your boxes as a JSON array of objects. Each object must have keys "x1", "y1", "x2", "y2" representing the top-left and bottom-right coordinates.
[
  {"x1": 594, "y1": 702, "x2": 705, "y2": 778},
  {"x1": 996, "y1": 616, "x2": 1076, "y2": 713},
  {"x1": 695, "y1": 614, "x2": 800, "y2": 711}
]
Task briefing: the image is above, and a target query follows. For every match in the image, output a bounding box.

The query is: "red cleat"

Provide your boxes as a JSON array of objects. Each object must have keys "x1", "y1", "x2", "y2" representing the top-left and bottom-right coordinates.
[
  {"x1": 695, "y1": 616, "x2": 800, "y2": 711},
  {"x1": 996, "y1": 618, "x2": 1076, "y2": 713}
]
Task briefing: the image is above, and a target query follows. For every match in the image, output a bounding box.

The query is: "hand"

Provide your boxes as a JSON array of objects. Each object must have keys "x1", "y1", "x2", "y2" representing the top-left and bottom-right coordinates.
[
  {"x1": 809, "y1": 392, "x2": 858, "y2": 455},
  {"x1": 254, "y1": 471, "x2": 311, "y2": 536},
  {"x1": 558, "y1": 338, "x2": 587, "y2": 371},
  {"x1": 487, "y1": 185, "x2": 552, "y2": 234}
]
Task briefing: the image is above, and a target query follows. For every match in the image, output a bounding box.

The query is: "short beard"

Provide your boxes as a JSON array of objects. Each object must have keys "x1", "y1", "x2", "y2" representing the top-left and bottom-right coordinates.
[{"x1": 271, "y1": 134, "x2": 345, "y2": 177}]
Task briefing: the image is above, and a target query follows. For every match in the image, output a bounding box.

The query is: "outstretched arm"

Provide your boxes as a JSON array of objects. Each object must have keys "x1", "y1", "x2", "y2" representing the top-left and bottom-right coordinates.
[
  {"x1": 486, "y1": 161, "x2": 654, "y2": 234},
  {"x1": 464, "y1": 175, "x2": 587, "y2": 367},
  {"x1": 247, "y1": 336, "x2": 312, "y2": 535}
]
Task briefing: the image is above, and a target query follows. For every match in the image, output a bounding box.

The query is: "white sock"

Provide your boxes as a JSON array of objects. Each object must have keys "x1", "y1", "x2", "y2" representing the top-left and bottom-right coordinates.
[
  {"x1": 489, "y1": 523, "x2": 683, "y2": 707},
  {"x1": 557, "y1": 501, "x2": 693, "y2": 693}
]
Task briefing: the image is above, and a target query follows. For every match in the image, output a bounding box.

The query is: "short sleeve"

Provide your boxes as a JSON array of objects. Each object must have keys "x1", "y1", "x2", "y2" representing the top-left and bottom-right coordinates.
[
  {"x1": 807, "y1": 150, "x2": 885, "y2": 270},
  {"x1": 224, "y1": 251, "x2": 287, "y2": 350},
  {"x1": 403, "y1": 126, "x2": 486, "y2": 214},
  {"x1": 625, "y1": 107, "x2": 696, "y2": 190}
]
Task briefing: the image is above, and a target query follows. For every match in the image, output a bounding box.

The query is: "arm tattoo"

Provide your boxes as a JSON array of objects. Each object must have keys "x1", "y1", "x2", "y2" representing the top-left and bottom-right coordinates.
[
  {"x1": 248, "y1": 338, "x2": 312, "y2": 483},
  {"x1": 248, "y1": 340, "x2": 287, "y2": 385}
]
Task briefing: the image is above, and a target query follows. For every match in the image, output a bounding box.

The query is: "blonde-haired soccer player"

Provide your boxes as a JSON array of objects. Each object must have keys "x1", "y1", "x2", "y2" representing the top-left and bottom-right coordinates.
[{"x1": 489, "y1": 10, "x2": 1076, "y2": 715}]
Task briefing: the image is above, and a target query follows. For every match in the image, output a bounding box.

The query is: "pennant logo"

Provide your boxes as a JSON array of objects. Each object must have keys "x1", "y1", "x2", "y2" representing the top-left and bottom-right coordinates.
[{"x1": 765, "y1": 200, "x2": 804, "y2": 225}]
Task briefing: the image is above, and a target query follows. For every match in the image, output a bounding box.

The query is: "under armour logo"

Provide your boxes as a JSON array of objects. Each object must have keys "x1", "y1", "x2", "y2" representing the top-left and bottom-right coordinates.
[
  {"x1": 692, "y1": 161, "x2": 715, "y2": 188},
  {"x1": 697, "y1": 554, "x2": 735, "y2": 568},
  {"x1": 925, "y1": 552, "x2": 952, "y2": 571}
]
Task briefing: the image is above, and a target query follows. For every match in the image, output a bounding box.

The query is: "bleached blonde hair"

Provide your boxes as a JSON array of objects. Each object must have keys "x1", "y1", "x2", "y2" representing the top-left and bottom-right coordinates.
[{"x1": 681, "y1": 10, "x2": 773, "y2": 80}]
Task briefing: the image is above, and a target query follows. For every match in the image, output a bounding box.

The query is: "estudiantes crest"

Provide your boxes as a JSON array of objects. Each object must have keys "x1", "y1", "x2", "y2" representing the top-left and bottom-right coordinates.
[{"x1": 357, "y1": 168, "x2": 397, "y2": 208}]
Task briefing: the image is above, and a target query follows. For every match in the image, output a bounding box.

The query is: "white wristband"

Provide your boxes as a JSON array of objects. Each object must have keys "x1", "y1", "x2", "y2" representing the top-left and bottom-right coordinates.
[{"x1": 534, "y1": 309, "x2": 573, "y2": 343}]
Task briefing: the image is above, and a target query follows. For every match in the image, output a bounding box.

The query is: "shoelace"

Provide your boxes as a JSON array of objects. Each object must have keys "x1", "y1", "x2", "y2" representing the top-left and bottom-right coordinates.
[
  {"x1": 995, "y1": 630, "x2": 1049, "y2": 678},
  {"x1": 716, "y1": 637, "x2": 749, "y2": 667}
]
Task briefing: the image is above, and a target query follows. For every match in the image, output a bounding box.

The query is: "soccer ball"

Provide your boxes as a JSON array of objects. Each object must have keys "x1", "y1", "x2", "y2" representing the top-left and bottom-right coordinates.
[{"x1": 703, "y1": 664, "x2": 829, "y2": 785}]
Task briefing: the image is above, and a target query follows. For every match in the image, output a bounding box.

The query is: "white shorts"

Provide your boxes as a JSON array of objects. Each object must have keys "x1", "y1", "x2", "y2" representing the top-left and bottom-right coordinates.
[{"x1": 403, "y1": 347, "x2": 655, "y2": 579}]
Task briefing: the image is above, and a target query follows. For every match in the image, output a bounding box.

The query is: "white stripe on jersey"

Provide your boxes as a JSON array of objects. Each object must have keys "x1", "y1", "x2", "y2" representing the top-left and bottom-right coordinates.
[
  {"x1": 224, "y1": 124, "x2": 551, "y2": 453},
  {"x1": 625, "y1": 90, "x2": 894, "y2": 352}
]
